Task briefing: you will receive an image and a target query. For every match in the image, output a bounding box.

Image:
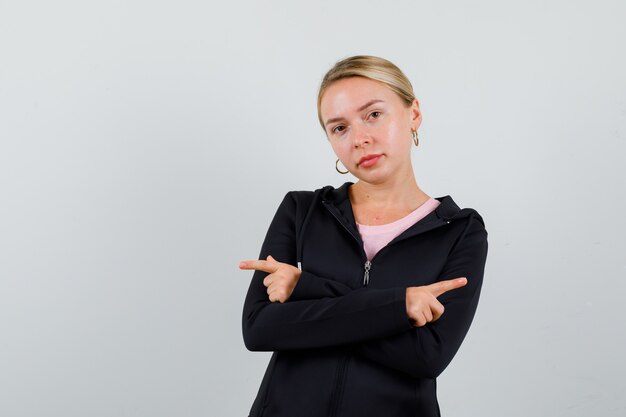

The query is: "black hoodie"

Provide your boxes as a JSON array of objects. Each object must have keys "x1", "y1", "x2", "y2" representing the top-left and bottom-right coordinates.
[{"x1": 242, "y1": 182, "x2": 488, "y2": 417}]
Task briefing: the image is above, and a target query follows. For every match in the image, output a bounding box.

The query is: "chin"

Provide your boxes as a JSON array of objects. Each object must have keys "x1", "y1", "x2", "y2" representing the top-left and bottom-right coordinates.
[{"x1": 356, "y1": 173, "x2": 390, "y2": 185}]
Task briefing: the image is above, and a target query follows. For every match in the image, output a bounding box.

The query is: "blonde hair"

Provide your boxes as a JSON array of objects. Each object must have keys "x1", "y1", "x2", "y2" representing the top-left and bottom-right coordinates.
[{"x1": 317, "y1": 55, "x2": 416, "y2": 129}]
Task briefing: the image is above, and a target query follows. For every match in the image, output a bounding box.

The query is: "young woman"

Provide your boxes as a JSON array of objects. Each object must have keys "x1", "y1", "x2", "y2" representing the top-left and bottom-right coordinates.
[{"x1": 239, "y1": 55, "x2": 488, "y2": 417}]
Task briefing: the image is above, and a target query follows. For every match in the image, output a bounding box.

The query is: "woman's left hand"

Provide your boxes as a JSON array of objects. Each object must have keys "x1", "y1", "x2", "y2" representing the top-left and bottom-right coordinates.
[{"x1": 239, "y1": 255, "x2": 301, "y2": 303}]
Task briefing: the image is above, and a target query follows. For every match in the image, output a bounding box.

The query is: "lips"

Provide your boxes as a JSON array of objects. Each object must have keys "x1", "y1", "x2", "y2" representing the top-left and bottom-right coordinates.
[{"x1": 358, "y1": 154, "x2": 383, "y2": 168}]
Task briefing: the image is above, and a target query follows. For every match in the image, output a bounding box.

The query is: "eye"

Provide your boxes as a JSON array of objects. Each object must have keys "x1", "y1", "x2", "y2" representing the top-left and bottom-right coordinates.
[
  {"x1": 331, "y1": 125, "x2": 346, "y2": 134},
  {"x1": 369, "y1": 111, "x2": 381, "y2": 119}
]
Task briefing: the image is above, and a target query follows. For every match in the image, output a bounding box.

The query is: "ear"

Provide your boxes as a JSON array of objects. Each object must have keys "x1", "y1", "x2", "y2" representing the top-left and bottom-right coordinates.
[{"x1": 410, "y1": 98, "x2": 422, "y2": 130}]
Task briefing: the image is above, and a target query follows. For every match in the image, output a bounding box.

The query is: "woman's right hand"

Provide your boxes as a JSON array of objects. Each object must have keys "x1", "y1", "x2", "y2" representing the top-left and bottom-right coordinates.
[
  {"x1": 239, "y1": 255, "x2": 302, "y2": 303},
  {"x1": 405, "y1": 277, "x2": 467, "y2": 327}
]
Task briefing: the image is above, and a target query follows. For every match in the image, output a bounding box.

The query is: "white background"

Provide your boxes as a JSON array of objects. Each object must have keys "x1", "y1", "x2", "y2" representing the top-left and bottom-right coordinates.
[{"x1": 1, "y1": 0, "x2": 625, "y2": 416}]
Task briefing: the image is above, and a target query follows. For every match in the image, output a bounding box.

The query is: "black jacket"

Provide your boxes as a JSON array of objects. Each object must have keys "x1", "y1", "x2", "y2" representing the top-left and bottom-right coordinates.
[{"x1": 242, "y1": 182, "x2": 488, "y2": 417}]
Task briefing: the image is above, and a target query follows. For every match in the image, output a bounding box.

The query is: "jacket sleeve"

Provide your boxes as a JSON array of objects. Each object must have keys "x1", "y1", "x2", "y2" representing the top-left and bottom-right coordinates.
[
  {"x1": 352, "y1": 215, "x2": 488, "y2": 379},
  {"x1": 242, "y1": 192, "x2": 413, "y2": 351},
  {"x1": 289, "y1": 270, "x2": 353, "y2": 300}
]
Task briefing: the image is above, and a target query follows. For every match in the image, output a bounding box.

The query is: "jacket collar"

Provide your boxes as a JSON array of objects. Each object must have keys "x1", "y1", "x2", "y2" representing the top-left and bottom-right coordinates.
[
  {"x1": 319, "y1": 181, "x2": 471, "y2": 245},
  {"x1": 320, "y1": 181, "x2": 465, "y2": 220}
]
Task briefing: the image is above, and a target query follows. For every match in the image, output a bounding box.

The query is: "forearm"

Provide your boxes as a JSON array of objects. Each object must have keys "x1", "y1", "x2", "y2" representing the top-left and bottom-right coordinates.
[
  {"x1": 353, "y1": 283, "x2": 482, "y2": 379},
  {"x1": 288, "y1": 270, "x2": 354, "y2": 300},
  {"x1": 242, "y1": 275, "x2": 412, "y2": 351}
]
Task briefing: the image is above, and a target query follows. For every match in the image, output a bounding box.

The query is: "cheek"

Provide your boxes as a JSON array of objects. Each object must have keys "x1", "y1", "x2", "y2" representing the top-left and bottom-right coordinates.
[
  {"x1": 330, "y1": 141, "x2": 348, "y2": 159},
  {"x1": 390, "y1": 118, "x2": 411, "y2": 141},
  {"x1": 332, "y1": 136, "x2": 352, "y2": 151}
]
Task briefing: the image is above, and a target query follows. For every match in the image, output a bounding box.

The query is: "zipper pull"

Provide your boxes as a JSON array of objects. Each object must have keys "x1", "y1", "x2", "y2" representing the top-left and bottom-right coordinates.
[{"x1": 363, "y1": 260, "x2": 371, "y2": 286}]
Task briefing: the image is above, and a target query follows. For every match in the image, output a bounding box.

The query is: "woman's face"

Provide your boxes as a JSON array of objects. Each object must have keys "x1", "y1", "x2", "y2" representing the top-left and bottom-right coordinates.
[{"x1": 319, "y1": 77, "x2": 422, "y2": 185}]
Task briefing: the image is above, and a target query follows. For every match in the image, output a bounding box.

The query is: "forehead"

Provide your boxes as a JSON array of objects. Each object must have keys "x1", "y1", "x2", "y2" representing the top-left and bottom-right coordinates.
[{"x1": 320, "y1": 77, "x2": 400, "y2": 117}]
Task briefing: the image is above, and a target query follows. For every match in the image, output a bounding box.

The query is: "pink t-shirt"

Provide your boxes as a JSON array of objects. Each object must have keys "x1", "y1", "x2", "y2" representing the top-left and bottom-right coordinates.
[{"x1": 356, "y1": 198, "x2": 440, "y2": 260}]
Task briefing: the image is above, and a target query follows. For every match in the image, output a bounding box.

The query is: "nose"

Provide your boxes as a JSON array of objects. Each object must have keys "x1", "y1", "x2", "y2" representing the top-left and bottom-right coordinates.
[{"x1": 351, "y1": 124, "x2": 371, "y2": 148}]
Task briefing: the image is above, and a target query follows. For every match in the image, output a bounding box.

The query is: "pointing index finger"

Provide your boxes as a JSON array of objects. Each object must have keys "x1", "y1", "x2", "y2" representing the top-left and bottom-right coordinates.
[
  {"x1": 239, "y1": 260, "x2": 278, "y2": 273},
  {"x1": 427, "y1": 277, "x2": 467, "y2": 298}
]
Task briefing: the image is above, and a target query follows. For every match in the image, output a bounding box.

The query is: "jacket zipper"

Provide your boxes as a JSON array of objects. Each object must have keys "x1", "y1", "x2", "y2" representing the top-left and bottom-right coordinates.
[
  {"x1": 322, "y1": 201, "x2": 370, "y2": 285},
  {"x1": 363, "y1": 260, "x2": 371, "y2": 286},
  {"x1": 322, "y1": 200, "x2": 452, "y2": 287},
  {"x1": 328, "y1": 355, "x2": 349, "y2": 417},
  {"x1": 321, "y1": 201, "x2": 367, "y2": 417},
  {"x1": 321, "y1": 199, "x2": 453, "y2": 417}
]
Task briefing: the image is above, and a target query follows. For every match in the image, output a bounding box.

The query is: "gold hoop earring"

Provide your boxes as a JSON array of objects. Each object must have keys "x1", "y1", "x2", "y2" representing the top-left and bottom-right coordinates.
[
  {"x1": 335, "y1": 159, "x2": 349, "y2": 174},
  {"x1": 412, "y1": 130, "x2": 419, "y2": 147}
]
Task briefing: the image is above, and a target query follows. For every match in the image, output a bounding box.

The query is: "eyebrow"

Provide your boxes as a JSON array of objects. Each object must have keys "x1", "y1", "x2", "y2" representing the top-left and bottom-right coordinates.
[{"x1": 324, "y1": 99, "x2": 385, "y2": 128}]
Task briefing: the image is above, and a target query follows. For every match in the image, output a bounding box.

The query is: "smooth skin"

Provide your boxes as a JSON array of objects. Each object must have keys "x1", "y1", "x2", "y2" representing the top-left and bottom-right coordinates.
[{"x1": 240, "y1": 76, "x2": 467, "y2": 327}]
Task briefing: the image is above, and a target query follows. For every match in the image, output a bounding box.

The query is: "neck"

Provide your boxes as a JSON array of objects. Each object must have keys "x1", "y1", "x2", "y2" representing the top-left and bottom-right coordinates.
[{"x1": 349, "y1": 169, "x2": 430, "y2": 211}]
